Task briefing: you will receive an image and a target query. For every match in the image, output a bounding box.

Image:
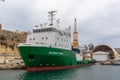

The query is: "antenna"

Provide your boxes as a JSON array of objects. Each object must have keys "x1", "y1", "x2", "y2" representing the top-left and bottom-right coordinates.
[
  {"x1": 44, "y1": 23, "x2": 47, "y2": 26},
  {"x1": 48, "y1": 11, "x2": 57, "y2": 26},
  {"x1": 40, "y1": 24, "x2": 43, "y2": 27},
  {"x1": 56, "y1": 19, "x2": 60, "y2": 27},
  {"x1": 35, "y1": 25, "x2": 38, "y2": 27}
]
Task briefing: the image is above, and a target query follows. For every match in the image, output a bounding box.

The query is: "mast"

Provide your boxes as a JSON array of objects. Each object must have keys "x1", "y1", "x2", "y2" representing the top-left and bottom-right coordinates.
[{"x1": 48, "y1": 11, "x2": 57, "y2": 26}]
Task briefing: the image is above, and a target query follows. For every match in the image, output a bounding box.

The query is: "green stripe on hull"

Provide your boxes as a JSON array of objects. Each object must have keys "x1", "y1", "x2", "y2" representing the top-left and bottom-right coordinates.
[{"x1": 18, "y1": 46, "x2": 77, "y2": 67}]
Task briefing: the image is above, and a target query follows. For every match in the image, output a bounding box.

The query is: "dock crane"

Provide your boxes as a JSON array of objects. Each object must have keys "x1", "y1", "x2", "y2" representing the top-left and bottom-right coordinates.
[{"x1": 72, "y1": 18, "x2": 80, "y2": 53}]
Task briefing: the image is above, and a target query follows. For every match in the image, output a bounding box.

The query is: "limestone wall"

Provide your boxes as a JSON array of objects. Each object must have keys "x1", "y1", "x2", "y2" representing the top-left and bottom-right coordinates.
[{"x1": 0, "y1": 27, "x2": 27, "y2": 55}]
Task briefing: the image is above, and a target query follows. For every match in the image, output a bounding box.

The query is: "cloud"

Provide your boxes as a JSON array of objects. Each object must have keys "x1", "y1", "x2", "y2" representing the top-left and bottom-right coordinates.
[
  {"x1": 75, "y1": 0, "x2": 120, "y2": 48},
  {"x1": 0, "y1": 0, "x2": 120, "y2": 47}
]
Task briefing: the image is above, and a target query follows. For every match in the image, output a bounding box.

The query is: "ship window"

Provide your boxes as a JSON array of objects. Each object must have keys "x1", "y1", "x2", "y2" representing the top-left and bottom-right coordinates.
[
  {"x1": 30, "y1": 38, "x2": 31, "y2": 40},
  {"x1": 64, "y1": 40, "x2": 66, "y2": 42},
  {"x1": 47, "y1": 29, "x2": 49, "y2": 32},
  {"x1": 33, "y1": 38, "x2": 35, "y2": 40},
  {"x1": 33, "y1": 30, "x2": 35, "y2": 33},
  {"x1": 42, "y1": 37, "x2": 44, "y2": 40},
  {"x1": 37, "y1": 30, "x2": 39, "y2": 32},
  {"x1": 28, "y1": 54, "x2": 34, "y2": 60},
  {"x1": 36, "y1": 30, "x2": 38, "y2": 33},
  {"x1": 44, "y1": 29, "x2": 46, "y2": 32},
  {"x1": 49, "y1": 28, "x2": 52, "y2": 31},
  {"x1": 46, "y1": 37, "x2": 48, "y2": 39}
]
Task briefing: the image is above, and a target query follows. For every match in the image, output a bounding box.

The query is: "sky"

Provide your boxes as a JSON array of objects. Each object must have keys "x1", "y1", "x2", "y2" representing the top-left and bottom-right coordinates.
[{"x1": 0, "y1": 0, "x2": 120, "y2": 48}]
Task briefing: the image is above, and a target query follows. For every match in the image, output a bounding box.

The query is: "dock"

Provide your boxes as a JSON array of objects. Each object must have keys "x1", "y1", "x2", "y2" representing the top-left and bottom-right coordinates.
[
  {"x1": 0, "y1": 54, "x2": 26, "y2": 70},
  {"x1": 0, "y1": 63, "x2": 25, "y2": 70}
]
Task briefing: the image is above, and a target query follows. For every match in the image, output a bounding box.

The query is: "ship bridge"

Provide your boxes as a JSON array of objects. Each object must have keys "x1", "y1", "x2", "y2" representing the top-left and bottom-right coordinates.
[{"x1": 92, "y1": 45, "x2": 119, "y2": 61}]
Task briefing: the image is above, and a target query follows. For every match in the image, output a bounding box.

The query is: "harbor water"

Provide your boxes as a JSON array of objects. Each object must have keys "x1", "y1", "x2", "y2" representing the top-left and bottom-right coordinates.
[{"x1": 0, "y1": 64, "x2": 120, "y2": 80}]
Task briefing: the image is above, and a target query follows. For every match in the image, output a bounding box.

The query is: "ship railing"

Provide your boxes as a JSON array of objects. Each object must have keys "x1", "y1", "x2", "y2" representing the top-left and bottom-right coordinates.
[
  {"x1": 18, "y1": 43, "x2": 55, "y2": 48},
  {"x1": 18, "y1": 43, "x2": 31, "y2": 46},
  {"x1": 35, "y1": 43, "x2": 54, "y2": 47}
]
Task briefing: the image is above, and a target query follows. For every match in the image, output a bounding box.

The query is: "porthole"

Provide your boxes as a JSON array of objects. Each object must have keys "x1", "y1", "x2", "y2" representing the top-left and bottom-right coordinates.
[
  {"x1": 28, "y1": 54, "x2": 34, "y2": 60},
  {"x1": 70, "y1": 63, "x2": 72, "y2": 65}
]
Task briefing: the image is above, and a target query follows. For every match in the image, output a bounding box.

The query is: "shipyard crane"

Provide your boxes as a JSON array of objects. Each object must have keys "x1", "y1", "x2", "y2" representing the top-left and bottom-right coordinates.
[
  {"x1": 72, "y1": 18, "x2": 79, "y2": 47},
  {"x1": 72, "y1": 18, "x2": 80, "y2": 53}
]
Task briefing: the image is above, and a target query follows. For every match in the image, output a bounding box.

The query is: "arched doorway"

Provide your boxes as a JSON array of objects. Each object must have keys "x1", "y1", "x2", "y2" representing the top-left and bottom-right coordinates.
[{"x1": 93, "y1": 45, "x2": 117, "y2": 60}]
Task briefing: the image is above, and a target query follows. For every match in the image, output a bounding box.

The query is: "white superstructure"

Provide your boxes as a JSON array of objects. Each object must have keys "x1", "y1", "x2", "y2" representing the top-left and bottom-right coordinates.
[{"x1": 26, "y1": 26, "x2": 71, "y2": 50}]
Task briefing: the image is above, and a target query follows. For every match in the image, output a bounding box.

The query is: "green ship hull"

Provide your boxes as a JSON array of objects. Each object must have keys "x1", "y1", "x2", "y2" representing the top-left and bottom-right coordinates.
[
  {"x1": 18, "y1": 46, "x2": 77, "y2": 66},
  {"x1": 18, "y1": 46, "x2": 94, "y2": 71}
]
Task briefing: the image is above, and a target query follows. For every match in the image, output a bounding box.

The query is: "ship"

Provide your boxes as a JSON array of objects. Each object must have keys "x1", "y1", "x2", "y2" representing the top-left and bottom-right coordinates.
[
  {"x1": 112, "y1": 60, "x2": 120, "y2": 65},
  {"x1": 18, "y1": 11, "x2": 95, "y2": 72}
]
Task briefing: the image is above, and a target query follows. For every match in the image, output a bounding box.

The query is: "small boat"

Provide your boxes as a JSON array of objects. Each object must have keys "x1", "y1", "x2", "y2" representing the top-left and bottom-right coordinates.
[
  {"x1": 112, "y1": 60, "x2": 120, "y2": 65},
  {"x1": 100, "y1": 61, "x2": 112, "y2": 65}
]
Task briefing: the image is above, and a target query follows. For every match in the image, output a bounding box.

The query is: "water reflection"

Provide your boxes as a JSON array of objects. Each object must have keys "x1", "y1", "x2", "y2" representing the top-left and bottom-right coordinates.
[
  {"x1": 23, "y1": 69, "x2": 80, "y2": 80},
  {"x1": 19, "y1": 65, "x2": 120, "y2": 80}
]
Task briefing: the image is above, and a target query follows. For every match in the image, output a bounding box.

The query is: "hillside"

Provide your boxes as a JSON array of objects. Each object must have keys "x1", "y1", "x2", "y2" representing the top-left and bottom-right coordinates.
[{"x1": 0, "y1": 24, "x2": 27, "y2": 54}]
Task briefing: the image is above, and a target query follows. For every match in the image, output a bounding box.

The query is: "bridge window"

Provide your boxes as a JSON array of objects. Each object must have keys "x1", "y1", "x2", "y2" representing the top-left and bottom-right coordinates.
[
  {"x1": 44, "y1": 29, "x2": 46, "y2": 32},
  {"x1": 33, "y1": 30, "x2": 35, "y2": 33},
  {"x1": 33, "y1": 38, "x2": 35, "y2": 40}
]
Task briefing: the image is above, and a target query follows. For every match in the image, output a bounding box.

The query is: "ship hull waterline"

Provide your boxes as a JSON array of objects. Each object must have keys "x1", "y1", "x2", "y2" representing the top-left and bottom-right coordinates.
[{"x1": 27, "y1": 64, "x2": 90, "y2": 72}]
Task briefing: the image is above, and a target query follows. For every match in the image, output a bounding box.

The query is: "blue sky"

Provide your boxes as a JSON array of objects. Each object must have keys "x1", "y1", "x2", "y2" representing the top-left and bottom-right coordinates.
[{"x1": 0, "y1": 0, "x2": 120, "y2": 48}]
